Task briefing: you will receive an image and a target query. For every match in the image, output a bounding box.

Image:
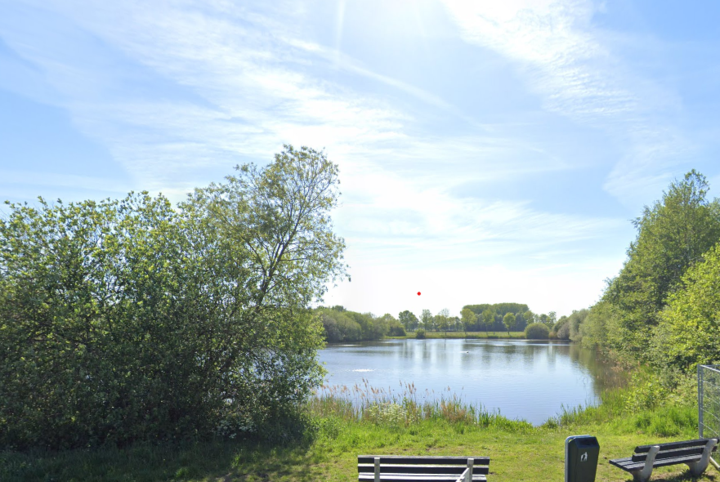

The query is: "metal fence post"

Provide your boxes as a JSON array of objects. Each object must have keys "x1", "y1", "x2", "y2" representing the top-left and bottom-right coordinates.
[
  {"x1": 698, "y1": 365, "x2": 720, "y2": 470},
  {"x1": 700, "y1": 364, "x2": 704, "y2": 439}
]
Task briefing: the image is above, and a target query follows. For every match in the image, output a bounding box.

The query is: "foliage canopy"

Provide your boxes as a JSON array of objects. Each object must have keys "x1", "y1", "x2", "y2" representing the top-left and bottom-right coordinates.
[
  {"x1": 602, "y1": 170, "x2": 720, "y2": 358},
  {"x1": 524, "y1": 323, "x2": 550, "y2": 340},
  {"x1": 0, "y1": 145, "x2": 347, "y2": 449},
  {"x1": 653, "y1": 242, "x2": 720, "y2": 370}
]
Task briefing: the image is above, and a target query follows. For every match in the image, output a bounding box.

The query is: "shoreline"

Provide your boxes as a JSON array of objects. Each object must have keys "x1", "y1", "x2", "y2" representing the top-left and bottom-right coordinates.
[
  {"x1": 376, "y1": 331, "x2": 558, "y2": 341},
  {"x1": 3, "y1": 380, "x2": 702, "y2": 481}
]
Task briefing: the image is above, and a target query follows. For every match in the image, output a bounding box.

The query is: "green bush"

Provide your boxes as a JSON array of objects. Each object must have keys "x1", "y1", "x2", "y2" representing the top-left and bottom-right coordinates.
[
  {"x1": 387, "y1": 323, "x2": 406, "y2": 336},
  {"x1": 525, "y1": 323, "x2": 550, "y2": 339},
  {"x1": 320, "y1": 310, "x2": 362, "y2": 342},
  {"x1": 0, "y1": 146, "x2": 346, "y2": 449},
  {"x1": 415, "y1": 329, "x2": 426, "y2": 339},
  {"x1": 652, "y1": 242, "x2": 720, "y2": 371}
]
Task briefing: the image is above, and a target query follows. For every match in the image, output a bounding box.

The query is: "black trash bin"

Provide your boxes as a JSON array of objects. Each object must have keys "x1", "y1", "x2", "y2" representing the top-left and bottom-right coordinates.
[{"x1": 565, "y1": 435, "x2": 600, "y2": 482}]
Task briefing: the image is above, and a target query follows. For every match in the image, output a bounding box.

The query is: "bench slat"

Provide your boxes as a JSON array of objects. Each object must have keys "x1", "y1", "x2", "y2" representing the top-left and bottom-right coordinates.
[
  {"x1": 611, "y1": 454, "x2": 703, "y2": 472},
  {"x1": 631, "y1": 446, "x2": 710, "y2": 462},
  {"x1": 359, "y1": 464, "x2": 489, "y2": 475},
  {"x1": 359, "y1": 475, "x2": 486, "y2": 482},
  {"x1": 634, "y1": 438, "x2": 717, "y2": 453},
  {"x1": 358, "y1": 456, "x2": 490, "y2": 465},
  {"x1": 358, "y1": 455, "x2": 489, "y2": 481},
  {"x1": 608, "y1": 457, "x2": 634, "y2": 471}
]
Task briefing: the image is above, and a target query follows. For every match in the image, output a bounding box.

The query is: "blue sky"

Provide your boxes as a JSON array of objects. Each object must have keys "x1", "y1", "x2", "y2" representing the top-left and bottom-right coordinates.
[{"x1": 2, "y1": 0, "x2": 720, "y2": 319}]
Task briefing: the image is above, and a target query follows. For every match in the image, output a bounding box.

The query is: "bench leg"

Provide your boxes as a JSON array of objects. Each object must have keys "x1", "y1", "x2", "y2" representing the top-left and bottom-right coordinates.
[
  {"x1": 630, "y1": 445, "x2": 660, "y2": 482},
  {"x1": 374, "y1": 456, "x2": 380, "y2": 482},
  {"x1": 687, "y1": 439, "x2": 717, "y2": 477}
]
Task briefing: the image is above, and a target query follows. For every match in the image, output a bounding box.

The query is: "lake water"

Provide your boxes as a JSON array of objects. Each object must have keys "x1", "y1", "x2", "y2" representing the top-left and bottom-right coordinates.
[{"x1": 318, "y1": 338, "x2": 619, "y2": 425}]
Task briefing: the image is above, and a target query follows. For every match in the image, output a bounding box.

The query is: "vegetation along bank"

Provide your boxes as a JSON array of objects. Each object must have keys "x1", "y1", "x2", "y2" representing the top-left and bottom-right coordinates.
[{"x1": 2, "y1": 147, "x2": 720, "y2": 480}]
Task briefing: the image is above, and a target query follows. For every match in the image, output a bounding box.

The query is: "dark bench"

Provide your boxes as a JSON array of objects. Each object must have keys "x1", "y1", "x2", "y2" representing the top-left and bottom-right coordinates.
[
  {"x1": 358, "y1": 455, "x2": 490, "y2": 481},
  {"x1": 609, "y1": 438, "x2": 717, "y2": 482}
]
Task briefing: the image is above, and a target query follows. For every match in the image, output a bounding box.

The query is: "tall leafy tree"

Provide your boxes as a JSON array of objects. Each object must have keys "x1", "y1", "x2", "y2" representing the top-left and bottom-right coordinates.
[
  {"x1": 653, "y1": 243, "x2": 720, "y2": 370},
  {"x1": 579, "y1": 301, "x2": 617, "y2": 350},
  {"x1": 523, "y1": 310, "x2": 535, "y2": 325},
  {"x1": 547, "y1": 311, "x2": 557, "y2": 329},
  {"x1": 503, "y1": 312, "x2": 516, "y2": 336},
  {"x1": 436, "y1": 308, "x2": 450, "y2": 336},
  {"x1": 399, "y1": 310, "x2": 419, "y2": 331},
  {"x1": 451, "y1": 316, "x2": 462, "y2": 332},
  {"x1": 555, "y1": 316, "x2": 571, "y2": 340},
  {"x1": 567, "y1": 309, "x2": 589, "y2": 342},
  {"x1": 420, "y1": 309, "x2": 434, "y2": 331},
  {"x1": 603, "y1": 170, "x2": 720, "y2": 358},
  {"x1": 481, "y1": 309, "x2": 495, "y2": 336},
  {"x1": 0, "y1": 145, "x2": 348, "y2": 449},
  {"x1": 181, "y1": 145, "x2": 348, "y2": 431},
  {"x1": 460, "y1": 308, "x2": 477, "y2": 334},
  {"x1": 318, "y1": 308, "x2": 362, "y2": 342}
]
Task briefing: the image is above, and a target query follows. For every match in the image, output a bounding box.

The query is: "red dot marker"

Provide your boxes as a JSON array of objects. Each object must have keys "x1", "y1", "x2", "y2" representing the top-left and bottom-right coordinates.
[{"x1": 417, "y1": 292, "x2": 421, "y2": 296}]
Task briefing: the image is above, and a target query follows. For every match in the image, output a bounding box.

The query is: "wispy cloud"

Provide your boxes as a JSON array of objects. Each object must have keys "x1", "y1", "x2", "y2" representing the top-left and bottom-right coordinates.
[
  {"x1": 335, "y1": 163, "x2": 625, "y2": 269},
  {"x1": 1, "y1": 0, "x2": 577, "y2": 193},
  {"x1": 441, "y1": 0, "x2": 636, "y2": 119},
  {"x1": 0, "y1": 0, "x2": 643, "y2": 315},
  {"x1": 2, "y1": 0, "x2": 403, "y2": 191},
  {"x1": 439, "y1": 0, "x2": 694, "y2": 206}
]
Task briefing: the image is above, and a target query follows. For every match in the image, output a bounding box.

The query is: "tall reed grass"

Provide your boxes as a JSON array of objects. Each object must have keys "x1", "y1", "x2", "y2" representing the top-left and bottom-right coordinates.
[
  {"x1": 308, "y1": 379, "x2": 532, "y2": 430},
  {"x1": 310, "y1": 373, "x2": 699, "y2": 438}
]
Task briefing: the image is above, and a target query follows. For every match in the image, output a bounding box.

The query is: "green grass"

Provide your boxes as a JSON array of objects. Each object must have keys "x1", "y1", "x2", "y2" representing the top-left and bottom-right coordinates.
[{"x1": 1, "y1": 383, "x2": 712, "y2": 482}]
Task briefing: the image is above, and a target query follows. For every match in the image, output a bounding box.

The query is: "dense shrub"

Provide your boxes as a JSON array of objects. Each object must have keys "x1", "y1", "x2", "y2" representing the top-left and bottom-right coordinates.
[
  {"x1": 0, "y1": 146, "x2": 346, "y2": 449},
  {"x1": 652, "y1": 242, "x2": 720, "y2": 370},
  {"x1": 555, "y1": 322, "x2": 570, "y2": 340},
  {"x1": 415, "y1": 329, "x2": 426, "y2": 339},
  {"x1": 601, "y1": 171, "x2": 720, "y2": 360},
  {"x1": 387, "y1": 323, "x2": 407, "y2": 336},
  {"x1": 525, "y1": 323, "x2": 550, "y2": 339},
  {"x1": 319, "y1": 308, "x2": 388, "y2": 342},
  {"x1": 320, "y1": 310, "x2": 362, "y2": 342}
]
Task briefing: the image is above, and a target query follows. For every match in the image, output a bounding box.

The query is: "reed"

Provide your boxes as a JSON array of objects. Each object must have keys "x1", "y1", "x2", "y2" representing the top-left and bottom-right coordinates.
[
  {"x1": 0, "y1": 380, "x2": 704, "y2": 481},
  {"x1": 308, "y1": 379, "x2": 532, "y2": 430}
]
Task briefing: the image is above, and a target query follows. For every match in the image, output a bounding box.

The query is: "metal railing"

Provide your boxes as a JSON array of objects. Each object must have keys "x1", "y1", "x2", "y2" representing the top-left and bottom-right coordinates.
[{"x1": 698, "y1": 365, "x2": 720, "y2": 469}]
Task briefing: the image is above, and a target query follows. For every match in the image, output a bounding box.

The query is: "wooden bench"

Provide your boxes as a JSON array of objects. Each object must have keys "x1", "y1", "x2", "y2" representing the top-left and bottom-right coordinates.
[
  {"x1": 609, "y1": 438, "x2": 718, "y2": 482},
  {"x1": 357, "y1": 455, "x2": 490, "y2": 481}
]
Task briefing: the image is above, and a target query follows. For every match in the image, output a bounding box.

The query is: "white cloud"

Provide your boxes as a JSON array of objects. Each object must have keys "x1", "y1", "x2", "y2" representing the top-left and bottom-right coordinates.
[
  {"x1": 0, "y1": 0, "x2": 640, "y2": 315},
  {"x1": 438, "y1": 0, "x2": 693, "y2": 207},
  {"x1": 335, "y1": 164, "x2": 625, "y2": 268},
  {"x1": 440, "y1": 0, "x2": 635, "y2": 119},
  {"x1": 1, "y1": 0, "x2": 583, "y2": 194}
]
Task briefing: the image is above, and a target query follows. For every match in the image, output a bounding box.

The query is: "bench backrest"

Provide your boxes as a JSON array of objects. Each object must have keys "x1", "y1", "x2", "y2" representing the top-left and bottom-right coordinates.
[
  {"x1": 631, "y1": 438, "x2": 718, "y2": 463},
  {"x1": 358, "y1": 455, "x2": 490, "y2": 478}
]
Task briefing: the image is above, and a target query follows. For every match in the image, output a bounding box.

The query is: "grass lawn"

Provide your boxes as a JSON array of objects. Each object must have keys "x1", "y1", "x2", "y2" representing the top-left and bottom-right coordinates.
[{"x1": 2, "y1": 398, "x2": 712, "y2": 482}]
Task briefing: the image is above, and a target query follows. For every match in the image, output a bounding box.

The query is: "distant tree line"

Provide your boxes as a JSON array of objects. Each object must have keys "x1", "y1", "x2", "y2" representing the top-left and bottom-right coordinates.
[
  {"x1": 318, "y1": 306, "x2": 406, "y2": 342},
  {"x1": 319, "y1": 302, "x2": 569, "y2": 341},
  {"x1": 322, "y1": 170, "x2": 720, "y2": 372},
  {"x1": 460, "y1": 303, "x2": 531, "y2": 334}
]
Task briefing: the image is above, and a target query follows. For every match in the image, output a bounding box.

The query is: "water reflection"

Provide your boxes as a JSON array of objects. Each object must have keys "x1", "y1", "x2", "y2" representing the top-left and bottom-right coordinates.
[{"x1": 318, "y1": 339, "x2": 623, "y2": 425}]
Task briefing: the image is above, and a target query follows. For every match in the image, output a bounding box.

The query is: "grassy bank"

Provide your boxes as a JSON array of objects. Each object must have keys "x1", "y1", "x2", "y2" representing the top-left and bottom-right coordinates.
[
  {"x1": 1, "y1": 375, "x2": 709, "y2": 482},
  {"x1": 388, "y1": 331, "x2": 527, "y2": 340}
]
